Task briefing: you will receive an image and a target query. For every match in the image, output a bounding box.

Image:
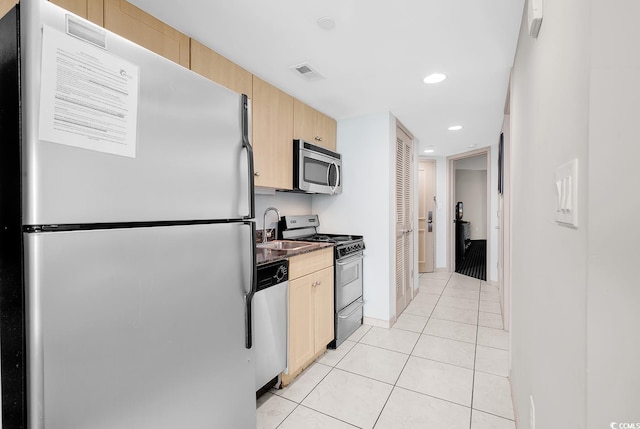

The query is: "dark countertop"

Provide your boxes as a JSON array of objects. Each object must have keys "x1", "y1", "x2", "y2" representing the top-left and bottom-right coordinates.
[{"x1": 256, "y1": 241, "x2": 334, "y2": 266}]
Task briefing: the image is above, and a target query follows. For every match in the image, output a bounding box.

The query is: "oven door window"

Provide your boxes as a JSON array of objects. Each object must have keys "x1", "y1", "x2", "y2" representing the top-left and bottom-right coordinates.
[{"x1": 339, "y1": 263, "x2": 360, "y2": 286}]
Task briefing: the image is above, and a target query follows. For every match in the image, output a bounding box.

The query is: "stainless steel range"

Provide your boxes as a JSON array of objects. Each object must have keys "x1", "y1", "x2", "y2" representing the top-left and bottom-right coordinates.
[{"x1": 279, "y1": 215, "x2": 364, "y2": 348}]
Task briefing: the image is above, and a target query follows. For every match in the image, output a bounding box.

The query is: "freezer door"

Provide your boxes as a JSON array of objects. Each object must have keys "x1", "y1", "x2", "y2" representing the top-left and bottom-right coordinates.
[
  {"x1": 24, "y1": 223, "x2": 256, "y2": 429},
  {"x1": 21, "y1": 1, "x2": 251, "y2": 224}
]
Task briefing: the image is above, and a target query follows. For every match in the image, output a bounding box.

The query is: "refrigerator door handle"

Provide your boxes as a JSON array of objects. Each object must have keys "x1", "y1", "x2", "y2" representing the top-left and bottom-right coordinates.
[
  {"x1": 241, "y1": 94, "x2": 256, "y2": 220},
  {"x1": 244, "y1": 221, "x2": 257, "y2": 349}
]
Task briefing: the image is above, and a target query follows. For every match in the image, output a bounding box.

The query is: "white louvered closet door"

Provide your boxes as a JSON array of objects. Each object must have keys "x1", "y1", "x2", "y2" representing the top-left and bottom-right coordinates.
[{"x1": 395, "y1": 128, "x2": 414, "y2": 316}]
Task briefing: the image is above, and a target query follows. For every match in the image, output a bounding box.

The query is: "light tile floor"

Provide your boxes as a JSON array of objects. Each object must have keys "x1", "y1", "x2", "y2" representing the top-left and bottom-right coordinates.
[{"x1": 257, "y1": 272, "x2": 515, "y2": 429}]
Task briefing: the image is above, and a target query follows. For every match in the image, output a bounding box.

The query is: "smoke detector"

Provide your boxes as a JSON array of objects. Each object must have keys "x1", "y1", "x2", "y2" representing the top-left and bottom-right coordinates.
[{"x1": 290, "y1": 62, "x2": 325, "y2": 81}]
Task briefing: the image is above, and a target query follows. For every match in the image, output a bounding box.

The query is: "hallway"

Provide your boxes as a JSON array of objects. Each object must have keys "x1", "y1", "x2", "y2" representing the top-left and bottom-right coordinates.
[{"x1": 257, "y1": 272, "x2": 514, "y2": 429}]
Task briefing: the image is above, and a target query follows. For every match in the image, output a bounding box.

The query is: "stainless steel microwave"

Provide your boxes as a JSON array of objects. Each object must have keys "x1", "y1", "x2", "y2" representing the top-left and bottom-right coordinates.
[{"x1": 293, "y1": 140, "x2": 342, "y2": 195}]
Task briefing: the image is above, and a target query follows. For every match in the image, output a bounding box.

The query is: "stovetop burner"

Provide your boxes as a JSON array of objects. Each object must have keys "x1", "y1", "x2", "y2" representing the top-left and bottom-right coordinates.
[
  {"x1": 279, "y1": 215, "x2": 365, "y2": 259},
  {"x1": 305, "y1": 234, "x2": 359, "y2": 243}
]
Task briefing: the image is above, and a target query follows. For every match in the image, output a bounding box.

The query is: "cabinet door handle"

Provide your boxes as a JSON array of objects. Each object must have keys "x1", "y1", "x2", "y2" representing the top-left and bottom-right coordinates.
[
  {"x1": 254, "y1": 172, "x2": 260, "y2": 177},
  {"x1": 316, "y1": 280, "x2": 321, "y2": 286},
  {"x1": 314, "y1": 136, "x2": 322, "y2": 142}
]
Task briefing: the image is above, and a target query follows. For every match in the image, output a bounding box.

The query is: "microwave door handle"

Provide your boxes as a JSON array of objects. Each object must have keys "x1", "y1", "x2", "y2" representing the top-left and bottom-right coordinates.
[{"x1": 328, "y1": 161, "x2": 340, "y2": 194}]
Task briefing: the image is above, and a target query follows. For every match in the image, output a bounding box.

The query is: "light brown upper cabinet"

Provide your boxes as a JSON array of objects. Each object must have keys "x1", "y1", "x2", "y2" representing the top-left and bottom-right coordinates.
[
  {"x1": 103, "y1": 0, "x2": 189, "y2": 68},
  {"x1": 0, "y1": 0, "x2": 17, "y2": 19},
  {"x1": 252, "y1": 76, "x2": 293, "y2": 190},
  {"x1": 190, "y1": 39, "x2": 252, "y2": 98},
  {"x1": 293, "y1": 99, "x2": 337, "y2": 151},
  {"x1": 316, "y1": 110, "x2": 337, "y2": 151},
  {"x1": 49, "y1": 0, "x2": 103, "y2": 25}
]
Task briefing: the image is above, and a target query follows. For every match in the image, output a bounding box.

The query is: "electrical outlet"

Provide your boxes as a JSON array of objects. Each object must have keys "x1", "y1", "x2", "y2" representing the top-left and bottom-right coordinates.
[{"x1": 529, "y1": 395, "x2": 536, "y2": 429}]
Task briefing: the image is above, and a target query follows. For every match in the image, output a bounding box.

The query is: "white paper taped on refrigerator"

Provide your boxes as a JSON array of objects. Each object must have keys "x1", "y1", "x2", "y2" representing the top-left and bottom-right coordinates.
[{"x1": 38, "y1": 25, "x2": 139, "y2": 158}]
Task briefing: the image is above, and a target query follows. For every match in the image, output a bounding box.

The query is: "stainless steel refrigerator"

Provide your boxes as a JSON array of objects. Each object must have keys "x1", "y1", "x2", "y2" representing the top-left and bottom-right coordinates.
[{"x1": 0, "y1": 1, "x2": 257, "y2": 427}]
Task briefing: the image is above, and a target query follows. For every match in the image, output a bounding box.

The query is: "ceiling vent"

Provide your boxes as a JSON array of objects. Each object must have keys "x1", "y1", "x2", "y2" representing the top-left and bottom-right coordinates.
[{"x1": 290, "y1": 62, "x2": 325, "y2": 81}]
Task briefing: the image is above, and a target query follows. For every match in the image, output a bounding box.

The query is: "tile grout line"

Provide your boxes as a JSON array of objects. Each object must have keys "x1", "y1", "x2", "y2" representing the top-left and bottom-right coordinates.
[
  {"x1": 468, "y1": 278, "x2": 482, "y2": 429},
  {"x1": 272, "y1": 360, "x2": 343, "y2": 428},
  {"x1": 273, "y1": 274, "x2": 510, "y2": 429},
  {"x1": 272, "y1": 399, "x2": 299, "y2": 429},
  {"x1": 371, "y1": 272, "x2": 451, "y2": 429},
  {"x1": 408, "y1": 351, "x2": 475, "y2": 372},
  {"x1": 271, "y1": 316, "x2": 370, "y2": 428},
  {"x1": 390, "y1": 384, "x2": 475, "y2": 410},
  {"x1": 281, "y1": 324, "x2": 373, "y2": 428},
  {"x1": 284, "y1": 403, "x2": 362, "y2": 429}
]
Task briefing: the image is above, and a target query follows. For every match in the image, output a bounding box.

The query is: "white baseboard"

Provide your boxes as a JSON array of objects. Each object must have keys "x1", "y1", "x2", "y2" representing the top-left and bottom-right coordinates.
[
  {"x1": 363, "y1": 316, "x2": 394, "y2": 329},
  {"x1": 436, "y1": 267, "x2": 449, "y2": 273}
]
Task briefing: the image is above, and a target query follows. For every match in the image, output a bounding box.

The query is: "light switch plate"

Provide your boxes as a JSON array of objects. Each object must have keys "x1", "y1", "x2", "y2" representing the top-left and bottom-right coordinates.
[{"x1": 555, "y1": 159, "x2": 578, "y2": 227}]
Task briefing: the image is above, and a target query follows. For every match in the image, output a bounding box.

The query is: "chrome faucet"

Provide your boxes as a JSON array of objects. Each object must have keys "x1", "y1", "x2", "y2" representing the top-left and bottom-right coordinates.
[{"x1": 262, "y1": 207, "x2": 281, "y2": 243}]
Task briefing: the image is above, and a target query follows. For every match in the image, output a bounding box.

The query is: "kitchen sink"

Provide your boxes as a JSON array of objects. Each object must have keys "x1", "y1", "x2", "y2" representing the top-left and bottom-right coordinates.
[{"x1": 257, "y1": 240, "x2": 314, "y2": 251}]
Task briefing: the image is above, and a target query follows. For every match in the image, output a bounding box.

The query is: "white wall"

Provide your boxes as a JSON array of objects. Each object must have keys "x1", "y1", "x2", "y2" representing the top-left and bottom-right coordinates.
[
  {"x1": 586, "y1": 0, "x2": 640, "y2": 426},
  {"x1": 510, "y1": 0, "x2": 590, "y2": 427},
  {"x1": 488, "y1": 144, "x2": 499, "y2": 283},
  {"x1": 511, "y1": 1, "x2": 640, "y2": 426},
  {"x1": 255, "y1": 191, "x2": 312, "y2": 230},
  {"x1": 455, "y1": 169, "x2": 487, "y2": 240},
  {"x1": 312, "y1": 112, "x2": 396, "y2": 323},
  {"x1": 455, "y1": 155, "x2": 487, "y2": 170}
]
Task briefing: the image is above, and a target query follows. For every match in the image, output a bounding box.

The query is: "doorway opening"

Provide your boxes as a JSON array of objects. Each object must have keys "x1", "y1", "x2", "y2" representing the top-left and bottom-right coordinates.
[{"x1": 448, "y1": 149, "x2": 490, "y2": 281}]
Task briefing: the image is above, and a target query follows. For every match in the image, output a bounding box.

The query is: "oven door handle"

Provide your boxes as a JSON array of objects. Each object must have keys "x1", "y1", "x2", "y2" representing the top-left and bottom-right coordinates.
[
  {"x1": 338, "y1": 299, "x2": 364, "y2": 319},
  {"x1": 336, "y1": 252, "x2": 363, "y2": 266}
]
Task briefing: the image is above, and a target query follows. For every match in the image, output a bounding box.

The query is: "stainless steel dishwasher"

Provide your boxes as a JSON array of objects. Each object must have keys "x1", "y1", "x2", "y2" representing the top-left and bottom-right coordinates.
[{"x1": 254, "y1": 259, "x2": 288, "y2": 393}]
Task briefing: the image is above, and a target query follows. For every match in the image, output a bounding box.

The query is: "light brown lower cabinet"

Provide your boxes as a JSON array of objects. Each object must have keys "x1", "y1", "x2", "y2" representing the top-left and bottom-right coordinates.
[{"x1": 282, "y1": 248, "x2": 334, "y2": 386}]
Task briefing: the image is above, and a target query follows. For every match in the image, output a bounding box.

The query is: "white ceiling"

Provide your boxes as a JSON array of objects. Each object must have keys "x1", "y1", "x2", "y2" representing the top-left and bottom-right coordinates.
[{"x1": 128, "y1": 0, "x2": 524, "y2": 157}]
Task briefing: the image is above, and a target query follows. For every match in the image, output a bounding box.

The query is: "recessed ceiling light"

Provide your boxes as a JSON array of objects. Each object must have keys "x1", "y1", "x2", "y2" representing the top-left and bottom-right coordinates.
[
  {"x1": 468, "y1": 144, "x2": 477, "y2": 148},
  {"x1": 317, "y1": 16, "x2": 336, "y2": 30},
  {"x1": 423, "y1": 149, "x2": 435, "y2": 153},
  {"x1": 448, "y1": 125, "x2": 463, "y2": 131},
  {"x1": 423, "y1": 73, "x2": 447, "y2": 84}
]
